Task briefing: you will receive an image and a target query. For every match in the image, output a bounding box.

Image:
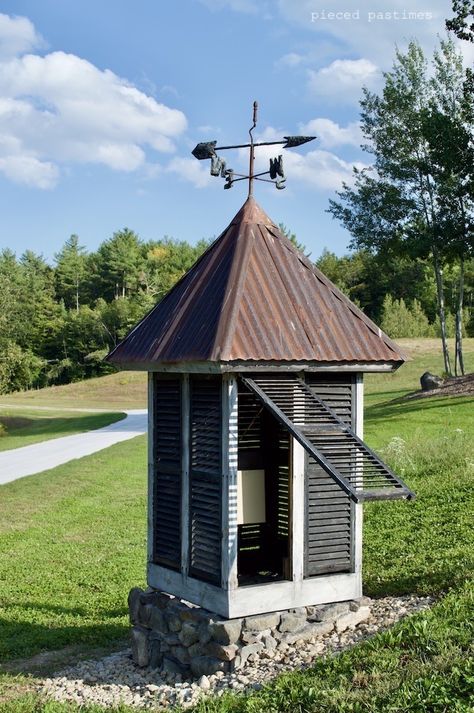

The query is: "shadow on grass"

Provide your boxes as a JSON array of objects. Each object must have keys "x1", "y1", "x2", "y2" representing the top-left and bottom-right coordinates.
[
  {"x1": 1, "y1": 412, "x2": 123, "y2": 438},
  {"x1": 365, "y1": 394, "x2": 474, "y2": 423},
  {"x1": 0, "y1": 618, "x2": 129, "y2": 665}
]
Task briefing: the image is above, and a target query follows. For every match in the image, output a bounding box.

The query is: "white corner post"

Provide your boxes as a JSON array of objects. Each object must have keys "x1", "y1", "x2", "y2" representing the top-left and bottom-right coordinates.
[
  {"x1": 180, "y1": 374, "x2": 190, "y2": 578},
  {"x1": 291, "y1": 438, "x2": 306, "y2": 583},
  {"x1": 353, "y1": 373, "x2": 364, "y2": 593},
  {"x1": 147, "y1": 372, "x2": 155, "y2": 567},
  {"x1": 221, "y1": 374, "x2": 239, "y2": 591}
]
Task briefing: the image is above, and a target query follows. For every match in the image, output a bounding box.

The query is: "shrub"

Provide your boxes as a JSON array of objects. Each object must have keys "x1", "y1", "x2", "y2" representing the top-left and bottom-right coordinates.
[
  {"x1": 380, "y1": 295, "x2": 434, "y2": 338},
  {"x1": 0, "y1": 340, "x2": 46, "y2": 394}
]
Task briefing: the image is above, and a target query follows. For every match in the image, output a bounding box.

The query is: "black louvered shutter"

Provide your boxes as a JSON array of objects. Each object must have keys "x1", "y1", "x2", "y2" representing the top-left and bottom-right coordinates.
[
  {"x1": 305, "y1": 375, "x2": 353, "y2": 576},
  {"x1": 153, "y1": 376, "x2": 182, "y2": 570},
  {"x1": 189, "y1": 377, "x2": 222, "y2": 585}
]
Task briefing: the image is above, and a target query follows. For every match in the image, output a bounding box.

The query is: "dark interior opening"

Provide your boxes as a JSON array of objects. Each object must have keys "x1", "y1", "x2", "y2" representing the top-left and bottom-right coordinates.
[{"x1": 237, "y1": 381, "x2": 291, "y2": 586}]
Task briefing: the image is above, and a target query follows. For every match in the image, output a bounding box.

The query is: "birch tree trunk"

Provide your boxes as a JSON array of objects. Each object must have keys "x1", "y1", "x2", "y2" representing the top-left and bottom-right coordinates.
[
  {"x1": 433, "y1": 249, "x2": 452, "y2": 376},
  {"x1": 455, "y1": 256, "x2": 465, "y2": 376}
]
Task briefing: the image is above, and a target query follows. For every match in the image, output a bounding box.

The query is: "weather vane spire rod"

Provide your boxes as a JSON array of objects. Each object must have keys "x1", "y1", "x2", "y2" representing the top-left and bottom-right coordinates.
[
  {"x1": 248, "y1": 100, "x2": 258, "y2": 197},
  {"x1": 191, "y1": 102, "x2": 316, "y2": 194}
]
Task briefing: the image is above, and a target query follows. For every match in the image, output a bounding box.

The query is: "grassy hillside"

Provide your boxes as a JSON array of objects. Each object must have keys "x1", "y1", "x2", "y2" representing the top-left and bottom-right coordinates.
[{"x1": 0, "y1": 371, "x2": 147, "y2": 410}]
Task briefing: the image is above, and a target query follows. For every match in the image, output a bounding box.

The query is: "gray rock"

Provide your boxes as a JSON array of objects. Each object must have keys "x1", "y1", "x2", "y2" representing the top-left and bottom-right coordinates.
[
  {"x1": 198, "y1": 622, "x2": 212, "y2": 645},
  {"x1": 335, "y1": 606, "x2": 370, "y2": 632},
  {"x1": 243, "y1": 612, "x2": 281, "y2": 632},
  {"x1": 236, "y1": 642, "x2": 264, "y2": 668},
  {"x1": 280, "y1": 620, "x2": 334, "y2": 645},
  {"x1": 190, "y1": 656, "x2": 227, "y2": 677},
  {"x1": 241, "y1": 631, "x2": 260, "y2": 645},
  {"x1": 349, "y1": 596, "x2": 371, "y2": 612},
  {"x1": 155, "y1": 592, "x2": 174, "y2": 609},
  {"x1": 210, "y1": 619, "x2": 242, "y2": 645},
  {"x1": 162, "y1": 656, "x2": 187, "y2": 676},
  {"x1": 149, "y1": 639, "x2": 163, "y2": 669},
  {"x1": 308, "y1": 602, "x2": 350, "y2": 622},
  {"x1": 128, "y1": 587, "x2": 144, "y2": 625},
  {"x1": 164, "y1": 632, "x2": 181, "y2": 646},
  {"x1": 138, "y1": 602, "x2": 153, "y2": 627},
  {"x1": 188, "y1": 642, "x2": 204, "y2": 658},
  {"x1": 130, "y1": 626, "x2": 149, "y2": 667},
  {"x1": 170, "y1": 645, "x2": 191, "y2": 665},
  {"x1": 165, "y1": 610, "x2": 182, "y2": 633},
  {"x1": 263, "y1": 635, "x2": 277, "y2": 650},
  {"x1": 179, "y1": 621, "x2": 200, "y2": 647},
  {"x1": 198, "y1": 675, "x2": 211, "y2": 691},
  {"x1": 204, "y1": 642, "x2": 238, "y2": 661},
  {"x1": 420, "y1": 372, "x2": 444, "y2": 391},
  {"x1": 149, "y1": 606, "x2": 168, "y2": 633},
  {"x1": 279, "y1": 612, "x2": 307, "y2": 633}
]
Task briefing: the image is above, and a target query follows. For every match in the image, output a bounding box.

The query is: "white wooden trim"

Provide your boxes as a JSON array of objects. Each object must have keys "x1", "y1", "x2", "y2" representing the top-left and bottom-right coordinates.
[
  {"x1": 291, "y1": 438, "x2": 305, "y2": 583},
  {"x1": 353, "y1": 373, "x2": 364, "y2": 589},
  {"x1": 228, "y1": 573, "x2": 360, "y2": 618},
  {"x1": 221, "y1": 375, "x2": 239, "y2": 590},
  {"x1": 147, "y1": 373, "x2": 154, "y2": 565},
  {"x1": 115, "y1": 361, "x2": 401, "y2": 374},
  {"x1": 180, "y1": 375, "x2": 190, "y2": 576},
  {"x1": 148, "y1": 563, "x2": 229, "y2": 618}
]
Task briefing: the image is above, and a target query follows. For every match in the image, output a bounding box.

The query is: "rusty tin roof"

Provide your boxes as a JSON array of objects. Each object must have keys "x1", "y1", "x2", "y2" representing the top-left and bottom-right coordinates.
[{"x1": 107, "y1": 198, "x2": 406, "y2": 369}]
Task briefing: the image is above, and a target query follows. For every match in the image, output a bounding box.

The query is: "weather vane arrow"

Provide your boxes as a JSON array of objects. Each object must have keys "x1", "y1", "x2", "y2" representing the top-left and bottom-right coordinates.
[{"x1": 191, "y1": 101, "x2": 316, "y2": 196}]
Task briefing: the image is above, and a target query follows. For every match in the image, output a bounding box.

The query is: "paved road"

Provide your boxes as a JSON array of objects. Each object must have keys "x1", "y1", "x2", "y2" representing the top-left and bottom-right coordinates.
[{"x1": 0, "y1": 410, "x2": 147, "y2": 485}]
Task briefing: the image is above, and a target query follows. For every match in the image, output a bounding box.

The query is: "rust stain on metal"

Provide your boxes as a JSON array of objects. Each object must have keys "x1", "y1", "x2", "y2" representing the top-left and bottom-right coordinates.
[{"x1": 107, "y1": 197, "x2": 406, "y2": 368}]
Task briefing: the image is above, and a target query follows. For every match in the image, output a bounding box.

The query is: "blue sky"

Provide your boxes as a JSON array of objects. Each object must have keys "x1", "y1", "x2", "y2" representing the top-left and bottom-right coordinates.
[{"x1": 0, "y1": 0, "x2": 471, "y2": 261}]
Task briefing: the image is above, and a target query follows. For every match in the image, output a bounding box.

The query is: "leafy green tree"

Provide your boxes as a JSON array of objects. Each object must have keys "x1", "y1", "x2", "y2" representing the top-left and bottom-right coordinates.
[
  {"x1": 94, "y1": 228, "x2": 145, "y2": 300},
  {"x1": 55, "y1": 235, "x2": 88, "y2": 311},
  {"x1": 143, "y1": 238, "x2": 209, "y2": 299},
  {"x1": 328, "y1": 39, "x2": 472, "y2": 376},
  {"x1": 380, "y1": 295, "x2": 434, "y2": 338},
  {"x1": 0, "y1": 341, "x2": 45, "y2": 394}
]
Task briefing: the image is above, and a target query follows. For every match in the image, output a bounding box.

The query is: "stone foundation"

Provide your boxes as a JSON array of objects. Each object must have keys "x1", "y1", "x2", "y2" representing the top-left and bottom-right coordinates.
[{"x1": 128, "y1": 587, "x2": 371, "y2": 678}]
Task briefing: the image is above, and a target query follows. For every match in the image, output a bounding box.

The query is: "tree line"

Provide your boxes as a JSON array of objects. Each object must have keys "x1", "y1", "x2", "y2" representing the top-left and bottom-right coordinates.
[
  {"x1": 0, "y1": 232, "x2": 209, "y2": 394},
  {"x1": 1, "y1": 223, "x2": 472, "y2": 394}
]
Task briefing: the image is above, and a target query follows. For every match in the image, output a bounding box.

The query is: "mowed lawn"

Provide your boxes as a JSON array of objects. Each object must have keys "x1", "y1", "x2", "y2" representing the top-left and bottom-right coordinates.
[
  {"x1": 0, "y1": 409, "x2": 125, "y2": 452},
  {"x1": 0, "y1": 339, "x2": 473, "y2": 711}
]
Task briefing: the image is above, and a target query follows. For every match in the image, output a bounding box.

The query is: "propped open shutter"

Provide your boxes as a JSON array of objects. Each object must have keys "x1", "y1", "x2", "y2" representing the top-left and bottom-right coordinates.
[
  {"x1": 240, "y1": 374, "x2": 414, "y2": 503},
  {"x1": 153, "y1": 376, "x2": 182, "y2": 570},
  {"x1": 189, "y1": 377, "x2": 222, "y2": 585}
]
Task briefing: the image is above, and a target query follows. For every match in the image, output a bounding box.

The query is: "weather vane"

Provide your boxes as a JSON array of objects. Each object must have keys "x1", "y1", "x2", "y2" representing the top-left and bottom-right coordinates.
[{"x1": 191, "y1": 101, "x2": 316, "y2": 197}]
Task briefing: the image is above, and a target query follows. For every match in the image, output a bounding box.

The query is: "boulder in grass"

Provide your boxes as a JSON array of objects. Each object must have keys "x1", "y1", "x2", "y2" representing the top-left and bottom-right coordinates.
[{"x1": 420, "y1": 372, "x2": 444, "y2": 391}]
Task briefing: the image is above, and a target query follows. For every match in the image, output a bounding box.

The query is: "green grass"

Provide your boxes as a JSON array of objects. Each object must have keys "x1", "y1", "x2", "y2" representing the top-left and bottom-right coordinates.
[
  {"x1": 0, "y1": 437, "x2": 147, "y2": 663},
  {"x1": 0, "y1": 338, "x2": 473, "y2": 711},
  {"x1": 0, "y1": 410, "x2": 125, "y2": 452},
  {"x1": 0, "y1": 371, "x2": 147, "y2": 411}
]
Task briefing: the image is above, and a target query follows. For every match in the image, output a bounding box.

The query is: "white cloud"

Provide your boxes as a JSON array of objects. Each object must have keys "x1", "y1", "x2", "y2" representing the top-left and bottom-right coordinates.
[
  {"x1": 277, "y1": 0, "x2": 445, "y2": 65},
  {"x1": 0, "y1": 155, "x2": 58, "y2": 189},
  {"x1": 166, "y1": 157, "x2": 214, "y2": 189},
  {"x1": 286, "y1": 149, "x2": 367, "y2": 190},
  {"x1": 235, "y1": 126, "x2": 367, "y2": 192},
  {"x1": 299, "y1": 118, "x2": 362, "y2": 149},
  {"x1": 0, "y1": 16, "x2": 187, "y2": 189},
  {"x1": 0, "y1": 13, "x2": 43, "y2": 58},
  {"x1": 276, "y1": 52, "x2": 304, "y2": 68},
  {"x1": 308, "y1": 58, "x2": 380, "y2": 103}
]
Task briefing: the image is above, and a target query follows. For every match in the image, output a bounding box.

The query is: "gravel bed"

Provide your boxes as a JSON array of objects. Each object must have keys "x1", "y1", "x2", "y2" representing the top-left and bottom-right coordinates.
[{"x1": 38, "y1": 594, "x2": 434, "y2": 709}]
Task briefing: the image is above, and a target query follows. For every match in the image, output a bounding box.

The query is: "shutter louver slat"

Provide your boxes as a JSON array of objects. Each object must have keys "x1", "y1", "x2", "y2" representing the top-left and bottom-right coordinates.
[
  {"x1": 240, "y1": 374, "x2": 414, "y2": 502},
  {"x1": 189, "y1": 377, "x2": 222, "y2": 586},
  {"x1": 153, "y1": 377, "x2": 182, "y2": 570}
]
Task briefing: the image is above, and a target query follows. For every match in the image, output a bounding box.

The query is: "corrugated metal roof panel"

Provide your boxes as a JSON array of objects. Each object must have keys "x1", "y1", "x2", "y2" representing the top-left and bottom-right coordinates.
[{"x1": 107, "y1": 197, "x2": 406, "y2": 368}]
